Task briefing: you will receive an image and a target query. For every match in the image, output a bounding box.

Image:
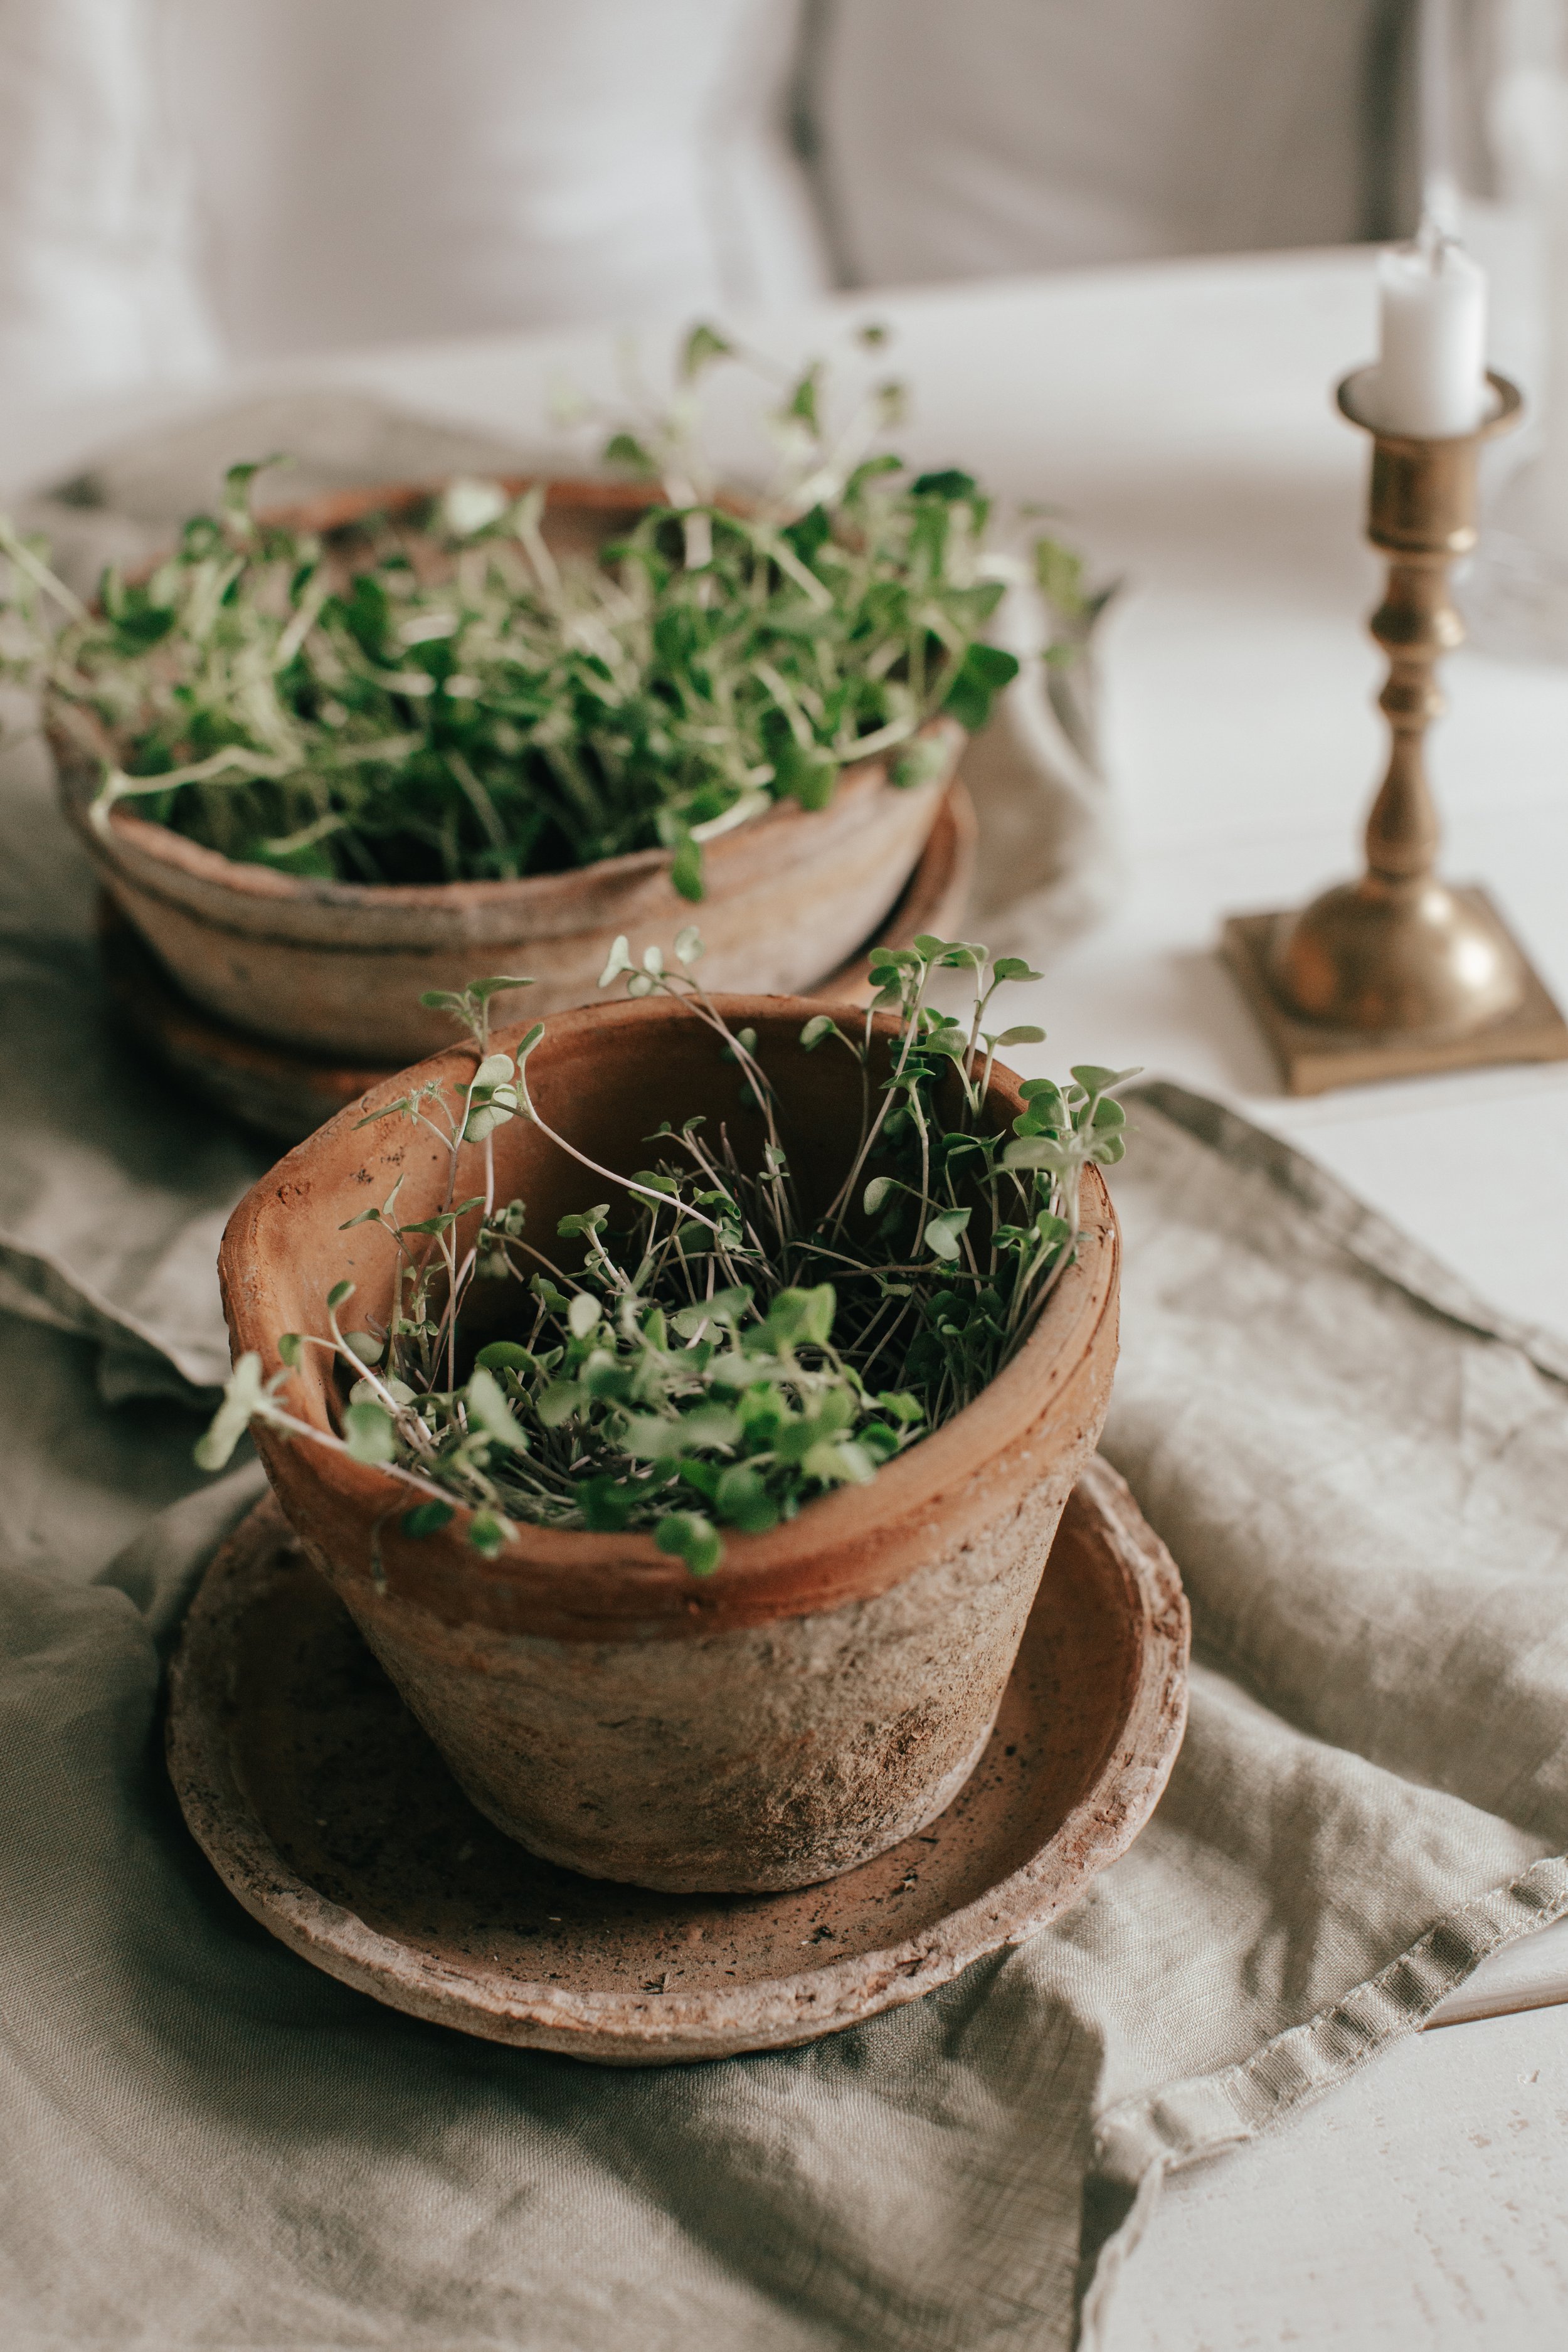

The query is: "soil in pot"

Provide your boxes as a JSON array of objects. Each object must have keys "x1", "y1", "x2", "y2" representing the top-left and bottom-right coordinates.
[{"x1": 218, "y1": 991, "x2": 1120, "y2": 1895}]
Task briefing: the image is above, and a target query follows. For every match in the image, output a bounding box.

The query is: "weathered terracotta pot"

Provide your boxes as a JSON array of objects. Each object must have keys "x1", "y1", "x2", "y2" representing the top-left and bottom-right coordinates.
[
  {"x1": 218, "y1": 993, "x2": 1120, "y2": 1894},
  {"x1": 54, "y1": 477, "x2": 958, "y2": 1063},
  {"x1": 96, "y1": 775, "x2": 977, "y2": 1146}
]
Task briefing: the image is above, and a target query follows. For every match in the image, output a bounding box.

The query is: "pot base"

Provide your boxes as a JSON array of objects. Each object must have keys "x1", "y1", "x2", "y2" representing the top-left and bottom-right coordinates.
[
  {"x1": 99, "y1": 780, "x2": 975, "y2": 1143},
  {"x1": 452, "y1": 1706, "x2": 1004, "y2": 1896},
  {"x1": 167, "y1": 1458, "x2": 1187, "y2": 2065}
]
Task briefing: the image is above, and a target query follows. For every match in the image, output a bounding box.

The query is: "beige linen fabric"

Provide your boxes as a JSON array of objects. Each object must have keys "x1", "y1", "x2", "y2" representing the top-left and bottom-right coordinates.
[
  {"x1": 3, "y1": 1080, "x2": 1567, "y2": 2348},
  {"x1": 0, "y1": 718, "x2": 267, "y2": 1399}
]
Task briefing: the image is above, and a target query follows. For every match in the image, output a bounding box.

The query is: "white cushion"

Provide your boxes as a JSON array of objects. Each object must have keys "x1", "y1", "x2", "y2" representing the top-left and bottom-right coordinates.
[
  {"x1": 164, "y1": 0, "x2": 829, "y2": 360},
  {"x1": 0, "y1": 0, "x2": 216, "y2": 402},
  {"x1": 807, "y1": 0, "x2": 1391, "y2": 284}
]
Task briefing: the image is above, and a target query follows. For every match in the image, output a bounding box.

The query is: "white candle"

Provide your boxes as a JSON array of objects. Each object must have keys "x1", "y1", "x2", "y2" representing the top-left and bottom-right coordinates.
[{"x1": 1370, "y1": 230, "x2": 1490, "y2": 437}]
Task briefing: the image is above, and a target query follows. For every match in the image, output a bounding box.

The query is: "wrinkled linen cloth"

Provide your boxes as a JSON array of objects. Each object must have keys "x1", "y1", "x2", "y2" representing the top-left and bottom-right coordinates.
[
  {"x1": 0, "y1": 390, "x2": 1112, "y2": 1403},
  {"x1": 4, "y1": 1074, "x2": 1568, "y2": 2350},
  {"x1": 0, "y1": 720, "x2": 268, "y2": 1399}
]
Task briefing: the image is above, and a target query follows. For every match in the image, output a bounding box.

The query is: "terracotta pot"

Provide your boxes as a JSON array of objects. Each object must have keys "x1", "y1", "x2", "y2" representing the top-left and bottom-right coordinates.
[
  {"x1": 218, "y1": 993, "x2": 1120, "y2": 1894},
  {"x1": 97, "y1": 775, "x2": 977, "y2": 1146},
  {"x1": 54, "y1": 477, "x2": 959, "y2": 1063}
]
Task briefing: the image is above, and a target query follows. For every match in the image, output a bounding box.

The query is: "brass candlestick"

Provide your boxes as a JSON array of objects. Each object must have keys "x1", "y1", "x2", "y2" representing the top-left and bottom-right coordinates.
[{"x1": 1224, "y1": 366, "x2": 1568, "y2": 1094}]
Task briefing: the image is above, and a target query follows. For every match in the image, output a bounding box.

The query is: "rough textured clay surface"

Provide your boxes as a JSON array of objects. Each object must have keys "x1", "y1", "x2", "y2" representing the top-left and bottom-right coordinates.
[
  {"x1": 166, "y1": 1458, "x2": 1189, "y2": 2063},
  {"x1": 53, "y1": 477, "x2": 958, "y2": 1062},
  {"x1": 93, "y1": 775, "x2": 977, "y2": 1145},
  {"x1": 219, "y1": 993, "x2": 1120, "y2": 1892},
  {"x1": 333, "y1": 1411, "x2": 1088, "y2": 1889}
]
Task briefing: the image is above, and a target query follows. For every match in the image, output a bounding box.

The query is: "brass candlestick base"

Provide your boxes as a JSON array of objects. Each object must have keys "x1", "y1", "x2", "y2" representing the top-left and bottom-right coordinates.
[{"x1": 1225, "y1": 366, "x2": 1568, "y2": 1096}]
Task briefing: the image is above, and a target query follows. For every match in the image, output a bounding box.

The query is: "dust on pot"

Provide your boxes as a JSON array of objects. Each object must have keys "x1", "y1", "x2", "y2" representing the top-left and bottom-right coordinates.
[{"x1": 216, "y1": 992, "x2": 1120, "y2": 1895}]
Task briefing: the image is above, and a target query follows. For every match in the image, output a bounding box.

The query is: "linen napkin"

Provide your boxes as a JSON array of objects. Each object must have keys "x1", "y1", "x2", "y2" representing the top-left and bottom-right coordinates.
[
  {"x1": 2, "y1": 1077, "x2": 1565, "y2": 2351},
  {"x1": 0, "y1": 717, "x2": 267, "y2": 1398}
]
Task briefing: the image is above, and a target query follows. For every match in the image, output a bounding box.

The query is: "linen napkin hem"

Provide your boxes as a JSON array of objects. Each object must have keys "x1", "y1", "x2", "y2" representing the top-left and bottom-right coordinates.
[
  {"x1": 1131, "y1": 1078, "x2": 1568, "y2": 1389},
  {"x1": 1079, "y1": 1851, "x2": 1568, "y2": 2346}
]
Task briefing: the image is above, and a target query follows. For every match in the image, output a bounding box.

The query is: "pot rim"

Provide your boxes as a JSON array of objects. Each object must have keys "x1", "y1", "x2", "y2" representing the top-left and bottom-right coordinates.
[
  {"x1": 220, "y1": 992, "x2": 1119, "y2": 1635},
  {"x1": 55, "y1": 714, "x2": 960, "y2": 915}
]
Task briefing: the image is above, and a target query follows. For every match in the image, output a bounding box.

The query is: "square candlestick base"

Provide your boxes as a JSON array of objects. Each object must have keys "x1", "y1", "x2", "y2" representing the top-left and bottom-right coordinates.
[{"x1": 1222, "y1": 889, "x2": 1568, "y2": 1096}]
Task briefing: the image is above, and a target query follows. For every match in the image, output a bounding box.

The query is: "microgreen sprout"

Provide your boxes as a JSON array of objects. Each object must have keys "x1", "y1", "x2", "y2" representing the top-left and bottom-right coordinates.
[
  {"x1": 0, "y1": 326, "x2": 1099, "y2": 898},
  {"x1": 198, "y1": 934, "x2": 1136, "y2": 1576}
]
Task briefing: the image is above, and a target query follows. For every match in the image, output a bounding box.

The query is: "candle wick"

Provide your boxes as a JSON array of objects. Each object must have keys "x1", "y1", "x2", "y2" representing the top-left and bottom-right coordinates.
[{"x1": 1416, "y1": 213, "x2": 1455, "y2": 274}]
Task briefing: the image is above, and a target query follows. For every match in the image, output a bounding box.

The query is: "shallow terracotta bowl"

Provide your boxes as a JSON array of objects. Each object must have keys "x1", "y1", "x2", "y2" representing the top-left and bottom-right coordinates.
[{"x1": 55, "y1": 479, "x2": 956, "y2": 1062}]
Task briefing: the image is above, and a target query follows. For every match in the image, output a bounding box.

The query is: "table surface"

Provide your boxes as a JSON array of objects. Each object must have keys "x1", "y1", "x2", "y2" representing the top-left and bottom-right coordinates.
[{"x1": 9, "y1": 248, "x2": 1568, "y2": 2347}]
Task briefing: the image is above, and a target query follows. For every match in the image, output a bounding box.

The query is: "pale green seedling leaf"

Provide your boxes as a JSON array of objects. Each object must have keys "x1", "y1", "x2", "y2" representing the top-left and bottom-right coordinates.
[
  {"x1": 343, "y1": 1401, "x2": 396, "y2": 1465},
  {"x1": 193, "y1": 1352, "x2": 268, "y2": 1471},
  {"x1": 465, "y1": 1365, "x2": 527, "y2": 1451},
  {"x1": 598, "y1": 935, "x2": 633, "y2": 987}
]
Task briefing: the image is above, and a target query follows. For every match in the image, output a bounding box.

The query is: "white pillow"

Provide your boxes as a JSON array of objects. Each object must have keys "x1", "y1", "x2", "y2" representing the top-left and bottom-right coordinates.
[
  {"x1": 806, "y1": 0, "x2": 1393, "y2": 285},
  {"x1": 0, "y1": 0, "x2": 216, "y2": 404},
  {"x1": 164, "y1": 0, "x2": 830, "y2": 360}
]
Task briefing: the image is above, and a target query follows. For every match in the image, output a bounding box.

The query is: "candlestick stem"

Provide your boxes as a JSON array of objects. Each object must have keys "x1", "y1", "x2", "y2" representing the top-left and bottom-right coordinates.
[{"x1": 1362, "y1": 534, "x2": 1455, "y2": 885}]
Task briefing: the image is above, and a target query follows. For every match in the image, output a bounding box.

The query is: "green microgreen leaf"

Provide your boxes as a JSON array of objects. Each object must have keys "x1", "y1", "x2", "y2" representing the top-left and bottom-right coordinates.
[
  {"x1": 344, "y1": 1401, "x2": 396, "y2": 1464},
  {"x1": 923, "y1": 1207, "x2": 972, "y2": 1261},
  {"x1": 468, "y1": 1510, "x2": 512, "y2": 1557},
  {"x1": 193, "y1": 1352, "x2": 269, "y2": 1471},
  {"x1": 655, "y1": 1512, "x2": 723, "y2": 1578},
  {"x1": 941, "y1": 641, "x2": 1019, "y2": 731},
  {"x1": 681, "y1": 323, "x2": 734, "y2": 380},
  {"x1": 465, "y1": 1365, "x2": 527, "y2": 1450},
  {"x1": 402, "y1": 1498, "x2": 456, "y2": 1538}
]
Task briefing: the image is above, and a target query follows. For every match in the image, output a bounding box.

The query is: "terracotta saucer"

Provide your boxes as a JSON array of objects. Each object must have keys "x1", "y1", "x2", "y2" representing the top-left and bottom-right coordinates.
[
  {"x1": 167, "y1": 1458, "x2": 1187, "y2": 2066},
  {"x1": 100, "y1": 778, "x2": 977, "y2": 1145}
]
